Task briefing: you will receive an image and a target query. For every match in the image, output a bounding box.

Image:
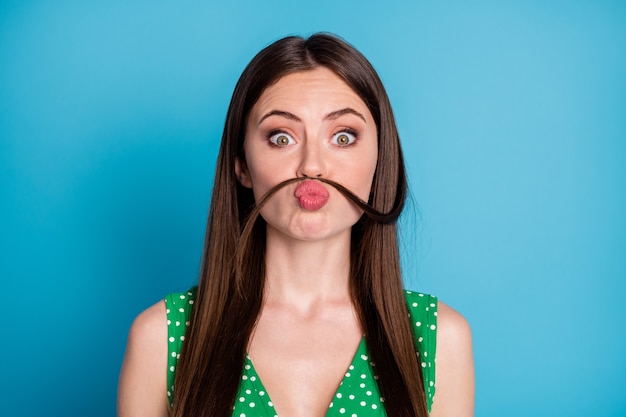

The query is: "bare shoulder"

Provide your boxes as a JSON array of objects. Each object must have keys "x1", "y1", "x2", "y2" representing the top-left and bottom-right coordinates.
[
  {"x1": 430, "y1": 301, "x2": 475, "y2": 417},
  {"x1": 128, "y1": 300, "x2": 168, "y2": 345},
  {"x1": 118, "y1": 300, "x2": 170, "y2": 417},
  {"x1": 436, "y1": 301, "x2": 472, "y2": 346}
]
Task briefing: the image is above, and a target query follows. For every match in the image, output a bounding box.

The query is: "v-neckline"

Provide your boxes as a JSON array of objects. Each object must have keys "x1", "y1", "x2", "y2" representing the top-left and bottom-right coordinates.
[{"x1": 242, "y1": 336, "x2": 369, "y2": 416}]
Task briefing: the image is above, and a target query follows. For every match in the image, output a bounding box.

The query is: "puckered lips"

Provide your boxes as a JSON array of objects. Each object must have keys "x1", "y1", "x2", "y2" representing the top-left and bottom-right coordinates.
[{"x1": 294, "y1": 179, "x2": 329, "y2": 210}]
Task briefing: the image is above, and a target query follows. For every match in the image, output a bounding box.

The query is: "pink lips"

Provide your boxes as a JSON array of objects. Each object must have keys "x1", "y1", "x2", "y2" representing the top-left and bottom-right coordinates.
[{"x1": 294, "y1": 180, "x2": 329, "y2": 210}]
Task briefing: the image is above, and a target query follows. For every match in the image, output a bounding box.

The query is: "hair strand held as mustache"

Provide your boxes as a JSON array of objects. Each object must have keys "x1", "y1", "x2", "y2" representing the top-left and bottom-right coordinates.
[{"x1": 233, "y1": 176, "x2": 404, "y2": 297}]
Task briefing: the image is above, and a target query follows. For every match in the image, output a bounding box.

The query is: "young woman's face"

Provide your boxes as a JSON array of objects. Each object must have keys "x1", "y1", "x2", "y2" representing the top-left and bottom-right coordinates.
[{"x1": 236, "y1": 67, "x2": 378, "y2": 242}]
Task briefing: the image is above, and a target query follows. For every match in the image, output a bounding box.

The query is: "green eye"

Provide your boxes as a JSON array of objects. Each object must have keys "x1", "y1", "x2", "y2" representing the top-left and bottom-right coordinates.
[
  {"x1": 336, "y1": 134, "x2": 350, "y2": 145},
  {"x1": 269, "y1": 132, "x2": 294, "y2": 146},
  {"x1": 332, "y1": 131, "x2": 356, "y2": 146}
]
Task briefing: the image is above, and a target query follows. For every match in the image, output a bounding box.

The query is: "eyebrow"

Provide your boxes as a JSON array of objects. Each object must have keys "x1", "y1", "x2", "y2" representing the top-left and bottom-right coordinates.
[
  {"x1": 258, "y1": 110, "x2": 301, "y2": 124},
  {"x1": 258, "y1": 107, "x2": 367, "y2": 125},
  {"x1": 324, "y1": 108, "x2": 367, "y2": 123}
]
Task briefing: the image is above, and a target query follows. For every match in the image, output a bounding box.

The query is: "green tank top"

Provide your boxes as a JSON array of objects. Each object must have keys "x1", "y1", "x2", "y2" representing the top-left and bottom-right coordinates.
[{"x1": 165, "y1": 288, "x2": 437, "y2": 415}]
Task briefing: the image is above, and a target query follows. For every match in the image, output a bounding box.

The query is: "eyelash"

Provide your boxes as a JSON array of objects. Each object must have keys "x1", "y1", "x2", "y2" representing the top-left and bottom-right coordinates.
[{"x1": 265, "y1": 128, "x2": 360, "y2": 147}]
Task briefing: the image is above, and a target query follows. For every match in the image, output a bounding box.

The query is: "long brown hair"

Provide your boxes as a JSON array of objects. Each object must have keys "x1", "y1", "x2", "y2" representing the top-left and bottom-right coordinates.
[{"x1": 172, "y1": 33, "x2": 428, "y2": 417}]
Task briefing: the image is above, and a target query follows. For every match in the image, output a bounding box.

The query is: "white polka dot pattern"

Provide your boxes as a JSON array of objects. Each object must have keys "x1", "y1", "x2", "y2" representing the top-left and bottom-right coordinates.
[
  {"x1": 164, "y1": 290, "x2": 194, "y2": 405},
  {"x1": 165, "y1": 288, "x2": 438, "y2": 415}
]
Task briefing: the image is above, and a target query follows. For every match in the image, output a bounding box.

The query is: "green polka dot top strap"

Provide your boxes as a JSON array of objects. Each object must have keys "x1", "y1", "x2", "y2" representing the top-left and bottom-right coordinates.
[
  {"x1": 164, "y1": 287, "x2": 196, "y2": 407},
  {"x1": 404, "y1": 290, "x2": 438, "y2": 411}
]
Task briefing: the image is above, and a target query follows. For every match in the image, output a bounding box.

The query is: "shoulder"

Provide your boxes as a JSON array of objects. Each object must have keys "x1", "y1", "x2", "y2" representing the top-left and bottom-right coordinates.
[
  {"x1": 129, "y1": 300, "x2": 168, "y2": 343},
  {"x1": 430, "y1": 301, "x2": 475, "y2": 417},
  {"x1": 436, "y1": 301, "x2": 472, "y2": 347},
  {"x1": 124, "y1": 300, "x2": 169, "y2": 361},
  {"x1": 118, "y1": 300, "x2": 170, "y2": 417}
]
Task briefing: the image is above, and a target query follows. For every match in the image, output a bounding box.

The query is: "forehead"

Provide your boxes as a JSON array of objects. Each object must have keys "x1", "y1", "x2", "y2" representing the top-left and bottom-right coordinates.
[{"x1": 250, "y1": 67, "x2": 372, "y2": 119}]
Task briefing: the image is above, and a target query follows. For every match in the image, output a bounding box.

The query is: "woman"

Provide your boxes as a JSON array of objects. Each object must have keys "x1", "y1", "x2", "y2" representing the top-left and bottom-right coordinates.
[{"x1": 118, "y1": 33, "x2": 474, "y2": 417}]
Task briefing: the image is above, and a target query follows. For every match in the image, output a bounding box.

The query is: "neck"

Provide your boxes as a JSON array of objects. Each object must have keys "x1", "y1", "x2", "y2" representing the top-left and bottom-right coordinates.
[{"x1": 263, "y1": 227, "x2": 352, "y2": 308}]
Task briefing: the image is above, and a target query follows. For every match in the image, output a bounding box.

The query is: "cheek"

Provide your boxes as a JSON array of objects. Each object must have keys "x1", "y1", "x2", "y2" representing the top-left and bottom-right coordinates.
[
  {"x1": 343, "y1": 170, "x2": 375, "y2": 204},
  {"x1": 246, "y1": 161, "x2": 289, "y2": 202},
  {"x1": 354, "y1": 154, "x2": 378, "y2": 199}
]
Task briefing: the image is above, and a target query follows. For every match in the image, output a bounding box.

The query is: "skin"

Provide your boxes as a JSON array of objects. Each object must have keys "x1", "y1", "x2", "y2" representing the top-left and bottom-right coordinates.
[
  {"x1": 118, "y1": 67, "x2": 474, "y2": 417},
  {"x1": 118, "y1": 301, "x2": 170, "y2": 417}
]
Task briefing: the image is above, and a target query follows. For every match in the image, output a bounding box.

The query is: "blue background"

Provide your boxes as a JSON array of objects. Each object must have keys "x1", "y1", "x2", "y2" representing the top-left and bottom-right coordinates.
[{"x1": 1, "y1": 1, "x2": 625, "y2": 416}]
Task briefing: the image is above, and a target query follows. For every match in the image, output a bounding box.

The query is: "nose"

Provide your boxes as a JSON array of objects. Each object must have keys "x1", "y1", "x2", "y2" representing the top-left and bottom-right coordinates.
[{"x1": 297, "y1": 140, "x2": 326, "y2": 178}]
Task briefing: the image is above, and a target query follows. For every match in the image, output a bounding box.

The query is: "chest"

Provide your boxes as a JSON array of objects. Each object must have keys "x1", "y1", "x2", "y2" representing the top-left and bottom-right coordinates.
[
  {"x1": 246, "y1": 306, "x2": 369, "y2": 417},
  {"x1": 239, "y1": 337, "x2": 387, "y2": 417}
]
